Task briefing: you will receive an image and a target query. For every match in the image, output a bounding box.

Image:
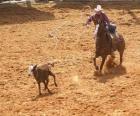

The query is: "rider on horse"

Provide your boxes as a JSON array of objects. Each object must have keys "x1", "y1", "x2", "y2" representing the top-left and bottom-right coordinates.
[{"x1": 86, "y1": 5, "x2": 118, "y2": 41}]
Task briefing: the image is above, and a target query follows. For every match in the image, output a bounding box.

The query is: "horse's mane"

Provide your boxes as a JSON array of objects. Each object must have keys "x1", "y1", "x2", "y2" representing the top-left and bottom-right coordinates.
[{"x1": 97, "y1": 21, "x2": 111, "y2": 42}]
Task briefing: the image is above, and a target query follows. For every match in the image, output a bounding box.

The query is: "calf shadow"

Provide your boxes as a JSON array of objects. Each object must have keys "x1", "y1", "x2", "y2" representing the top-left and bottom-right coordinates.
[
  {"x1": 31, "y1": 92, "x2": 54, "y2": 101},
  {"x1": 95, "y1": 65, "x2": 126, "y2": 83},
  {"x1": 31, "y1": 87, "x2": 58, "y2": 101}
]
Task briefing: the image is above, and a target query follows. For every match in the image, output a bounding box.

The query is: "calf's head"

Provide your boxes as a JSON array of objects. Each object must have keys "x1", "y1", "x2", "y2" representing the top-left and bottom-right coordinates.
[{"x1": 28, "y1": 64, "x2": 37, "y2": 76}]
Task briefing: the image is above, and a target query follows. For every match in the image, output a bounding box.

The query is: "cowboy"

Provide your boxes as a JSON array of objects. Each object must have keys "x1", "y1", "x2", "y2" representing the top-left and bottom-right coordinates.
[{"x1": 86, "y1": 5, "x2": 117, "y2": 40}]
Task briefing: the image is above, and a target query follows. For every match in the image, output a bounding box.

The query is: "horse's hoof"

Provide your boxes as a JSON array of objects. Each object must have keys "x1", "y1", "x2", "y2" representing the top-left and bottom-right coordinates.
[
  {"x1": 119, "y1": 63, "x2": 122, "y2": 66},
  {"x1": 48, "y1": 90, "x2": 52, "y2": 94},
  {"x1": 113, "y1": 62, "x2": 117, "y2": 66},
  {"x1": 95, "y1": 66, "x2": 99, "y2": 70},
  {"x1": 99, "y1": 71, "x2": 103, "y2": 76},
  {"x1": 49, "y1": 92, "x2": 53, "y2": 95},
  {"x1": 94, "y1": 70, "x2": 102, "y2": 76},
  {"x1": 94, "y1": 70, "x2": 98, "y2": 76}
]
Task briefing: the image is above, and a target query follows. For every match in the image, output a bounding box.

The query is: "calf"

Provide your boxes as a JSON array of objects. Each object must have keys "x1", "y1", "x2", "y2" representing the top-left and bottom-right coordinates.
[{"x1": 28, "y1": 63, "x2": 57, "y2": 95}]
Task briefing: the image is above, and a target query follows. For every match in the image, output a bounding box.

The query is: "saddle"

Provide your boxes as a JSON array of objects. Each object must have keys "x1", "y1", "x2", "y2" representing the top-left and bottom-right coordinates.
[
  {"x1": 107, "y1": 23, "x2": 120, "y2": 51},
  {"x1": 108, "y1": 23, "x2": 116, "y2": 34}
]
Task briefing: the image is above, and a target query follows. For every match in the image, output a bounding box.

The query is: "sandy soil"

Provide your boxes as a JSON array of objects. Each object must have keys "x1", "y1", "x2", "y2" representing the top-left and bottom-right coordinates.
[{"x1": 0, "y1": 2, "x2": 140, "y2": 116}]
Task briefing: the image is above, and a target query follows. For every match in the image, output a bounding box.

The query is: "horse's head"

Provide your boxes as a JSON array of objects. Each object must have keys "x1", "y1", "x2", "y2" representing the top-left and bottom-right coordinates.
[{"x1": 97, "y1": 20, "x2": 107, "y2": 36}]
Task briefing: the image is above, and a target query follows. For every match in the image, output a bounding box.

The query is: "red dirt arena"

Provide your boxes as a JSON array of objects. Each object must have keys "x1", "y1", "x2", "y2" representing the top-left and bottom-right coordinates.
[{"x1": 0, "y1": 2, "x2": 140, "y2": 116}]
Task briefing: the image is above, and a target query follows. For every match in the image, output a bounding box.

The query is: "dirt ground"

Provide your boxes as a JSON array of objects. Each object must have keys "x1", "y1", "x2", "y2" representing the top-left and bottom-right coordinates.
[{"x1": 0, "y1": 2, "x2": 140, "y2": 116}]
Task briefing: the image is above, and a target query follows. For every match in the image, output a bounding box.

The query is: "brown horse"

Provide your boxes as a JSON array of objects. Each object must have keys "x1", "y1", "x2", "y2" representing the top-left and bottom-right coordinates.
[{"x1": 93, "y1": 21, "x2": 125, "y2": 73}]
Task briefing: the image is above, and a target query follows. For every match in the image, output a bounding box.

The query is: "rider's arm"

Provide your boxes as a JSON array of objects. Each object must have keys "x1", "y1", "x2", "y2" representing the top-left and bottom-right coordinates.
[{"x1": 86, "y1": 15, "x2": 95, "y2": 25}]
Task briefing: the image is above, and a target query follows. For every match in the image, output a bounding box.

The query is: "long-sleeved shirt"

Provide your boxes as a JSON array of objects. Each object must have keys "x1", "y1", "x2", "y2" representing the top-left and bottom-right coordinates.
[{"x1": 86, "y1": 12, "x2": 110, "y2": 25}]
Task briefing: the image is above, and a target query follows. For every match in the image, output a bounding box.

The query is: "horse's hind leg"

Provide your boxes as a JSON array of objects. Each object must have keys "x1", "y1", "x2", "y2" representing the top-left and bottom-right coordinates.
[
  {"x1": 110, "y1": 53, "x2": 117, "y2": 67},
  {"x1": 93, "y1": 56, "x2": 99, "y2": 70},
  {"x1": 119, "y1": 50, "x2": 124, "y2": 65},
  {"x1": 100, "y1": 56, "x2": 107, "y2": 73},
  {"x1": 118, "y1": 34, "x2": 125, "y2": 65}
]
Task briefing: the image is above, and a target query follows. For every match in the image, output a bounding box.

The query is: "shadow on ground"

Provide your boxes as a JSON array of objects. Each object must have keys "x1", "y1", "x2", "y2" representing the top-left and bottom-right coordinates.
[
  {"x1": 53, "y1": 1, "x2": 140, "y2": 10},
  {"x1": 31, "y1": 92, "x2": 54, "y2": 101},
  {"x1": 53, "y1": 1, "x2": 140, "y2": 25},
  {"x1": 95, "y1": 65, "x2": 127, "y2": 83},
  {"x1": 0, "y1": 5, "x2": 55, "y2": 25}
]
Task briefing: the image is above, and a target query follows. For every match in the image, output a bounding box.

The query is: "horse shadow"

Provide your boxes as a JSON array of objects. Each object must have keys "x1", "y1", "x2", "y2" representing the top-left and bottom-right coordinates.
[{"x1": 95, "y1": 65, "x2": 126, "y2": 83}]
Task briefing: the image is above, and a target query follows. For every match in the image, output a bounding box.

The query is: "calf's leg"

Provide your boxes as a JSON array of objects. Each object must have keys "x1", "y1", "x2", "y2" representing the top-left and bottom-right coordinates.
[
  {"x1": 49, "y1": 71, "x2": 57, "y2": 87},
  {"x1": 45, "y1": 79, "x2": 52, "y2": 94},
  {"x1": 43, "y1": 81, "x2": 47, "y2": 90},
  {"x1": 38, "y1": 82, "x2": 41, "y2": 95}
]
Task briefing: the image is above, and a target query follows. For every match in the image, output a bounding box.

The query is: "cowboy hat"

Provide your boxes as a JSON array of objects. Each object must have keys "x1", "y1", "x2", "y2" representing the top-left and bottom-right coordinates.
[{"x1": 94, "y1": 5, "x2": 103, "y2": 12}]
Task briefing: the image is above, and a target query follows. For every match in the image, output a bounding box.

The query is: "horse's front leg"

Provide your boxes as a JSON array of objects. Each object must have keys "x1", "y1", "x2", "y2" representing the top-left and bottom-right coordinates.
[
  {"x1": 93, "y1": 56, "x2": 99, "y2": 70},
  {"x1": 100, "y1": 56, "x2": 107, "y2": 73}
]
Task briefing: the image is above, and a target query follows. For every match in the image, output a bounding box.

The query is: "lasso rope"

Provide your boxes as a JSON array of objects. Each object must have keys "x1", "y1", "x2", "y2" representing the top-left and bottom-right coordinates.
[{"x1": 47, "y1": 6, "x2": 93, "y2": 63}]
